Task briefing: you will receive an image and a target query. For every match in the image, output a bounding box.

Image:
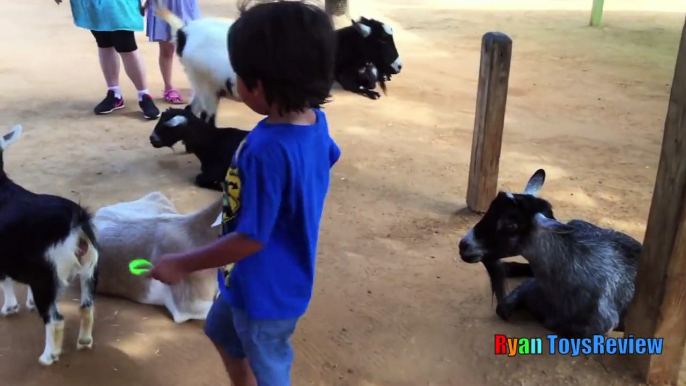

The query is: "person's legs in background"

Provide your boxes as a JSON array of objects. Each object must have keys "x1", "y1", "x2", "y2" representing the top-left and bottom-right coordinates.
[
  {"x1": 91, "y1": 30, "x2": 160, "y2": 119},
  {"x1": 112, "y1": 30, "x2": 160, "y2": 119},
  {"x1": 159, "y1": 41, "x2": 184, "y2": 104},
  {"x1": 91, "y1": 30, "x2": 125, "y2": 115}
]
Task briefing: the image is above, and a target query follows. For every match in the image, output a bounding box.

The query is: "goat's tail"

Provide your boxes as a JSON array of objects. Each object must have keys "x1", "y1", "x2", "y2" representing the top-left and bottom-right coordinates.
[
  {"x1": 153, "y1": 0, "x2": 185, "y2": 32},
  {"x1": 74, "y1": 208, "x2": 100, "y2": 274}
]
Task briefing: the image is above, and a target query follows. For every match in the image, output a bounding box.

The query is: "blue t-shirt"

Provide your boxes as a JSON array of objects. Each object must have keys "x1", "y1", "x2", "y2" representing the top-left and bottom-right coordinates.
[{"x1": 218, "y1": 109, "x2": 341, "y2": 320}]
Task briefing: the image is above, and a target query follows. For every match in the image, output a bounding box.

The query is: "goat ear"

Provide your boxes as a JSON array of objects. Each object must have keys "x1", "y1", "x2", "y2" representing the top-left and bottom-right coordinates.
[
  {"x1": 0, "y1": 125, "x2": 22, "y2": 151},
  {"x1": 165, "y1": 115, "x2": 188, "y2": 127},
  {"x1": 523, "y1": 169, "x2": 546, "y2": 196},
  {"x1": 353, "y1": 20, "x2": 372, "y2": 37},
  {"x1": 533, "y1": 213, "x2": 572, "y2": 233},
  {"x1": 382, "y1": 22, "x2": 393, "y2": 36}
]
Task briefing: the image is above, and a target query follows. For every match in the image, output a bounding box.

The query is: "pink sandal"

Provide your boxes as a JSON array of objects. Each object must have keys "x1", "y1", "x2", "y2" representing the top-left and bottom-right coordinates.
[{"x1": 163, "y1": 88, "x2": 184, "y2": 104}]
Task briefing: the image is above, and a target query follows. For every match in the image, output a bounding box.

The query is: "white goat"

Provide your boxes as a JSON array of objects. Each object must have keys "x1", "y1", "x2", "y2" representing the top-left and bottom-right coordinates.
[
  {"x1": 153, "y1": 0, "x2": 239, "y2": 125},
  {"x1": 92, "y1": 192, "x2": 222, "y2": 323}
]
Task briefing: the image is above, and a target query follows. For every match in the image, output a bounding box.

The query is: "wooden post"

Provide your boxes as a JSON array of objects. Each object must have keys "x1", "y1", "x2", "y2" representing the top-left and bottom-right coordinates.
[
  {"x1": 623, "y1": 16, "x2": 686, "y2": 386},
  {"x1": 590, "y1": 0, "x2": 605, "y2": 26},
  {"x1": 466, "y1": 32, "x2": 512, "y2": 213}
]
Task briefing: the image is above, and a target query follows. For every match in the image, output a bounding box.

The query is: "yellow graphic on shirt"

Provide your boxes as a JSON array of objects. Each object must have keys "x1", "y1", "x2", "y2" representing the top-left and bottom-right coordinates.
[
  {"x1": 220, "y1": 166, "x2": 240, "y2": 288},
  {"x1": 222, "y1": 263, "x2": 235, "y2": 288},
  {"x1": 221, "y1": 139, "x2": 246, "y2": 224},
  {"x1": 222, "y1": 166, "x2": 241, "y2": 223},
  {"x1": 220, "y1": 139, "x2": 246, "y2": 289}
]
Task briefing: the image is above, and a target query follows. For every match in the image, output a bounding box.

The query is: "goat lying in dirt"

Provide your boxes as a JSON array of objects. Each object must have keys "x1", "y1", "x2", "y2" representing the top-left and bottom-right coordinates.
[
  {"x1": 93, "y1": 192, "x2": 221, "y2": 323},
  {"x1": 459, "y1": 169, "x2": 641, "y2": 338}
]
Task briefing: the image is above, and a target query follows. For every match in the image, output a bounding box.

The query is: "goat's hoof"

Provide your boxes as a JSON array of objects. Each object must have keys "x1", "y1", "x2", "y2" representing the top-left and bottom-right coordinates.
[
  {"x1": 495, "y1": 303, "x2": 513, "y2": 321},
  {"x1": 77, "y1": 338, "x2": 93, "y2": 350},
  {"x1": 367, "y1": 91, "x2": 381, "y2": 100},
  {"x1": 38, "y1": 352, "x2": 59, "y2": 366},
  {"x1": 1, "y1": 303, "x2": 19, "y2": 316},
  {"x1": 172, "y1": 314, "x2": 191, "y2": 324}
]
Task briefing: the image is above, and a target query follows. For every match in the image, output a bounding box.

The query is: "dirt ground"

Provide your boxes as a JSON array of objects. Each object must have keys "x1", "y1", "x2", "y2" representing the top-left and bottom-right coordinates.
[{"x1": 1, "y1": 0, "x2": 685, "y2": 385}]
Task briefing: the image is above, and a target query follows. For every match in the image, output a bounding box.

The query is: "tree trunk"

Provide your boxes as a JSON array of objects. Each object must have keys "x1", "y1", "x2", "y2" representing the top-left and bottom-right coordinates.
[{"x1": 325, "y1": 0, "x2": 348, "y2": 17}]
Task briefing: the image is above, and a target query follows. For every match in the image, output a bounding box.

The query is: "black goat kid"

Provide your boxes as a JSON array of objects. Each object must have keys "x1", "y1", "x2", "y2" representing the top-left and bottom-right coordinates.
[
  {"x1": 149, "y1": 107, "x2": 249, "y2": 191},
  {"x1": 0, "y1": 124, "x2": 99, "y2": 365}
]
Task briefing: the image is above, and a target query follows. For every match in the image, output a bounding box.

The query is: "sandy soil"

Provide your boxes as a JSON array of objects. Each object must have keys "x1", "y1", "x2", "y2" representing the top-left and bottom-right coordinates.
[{"x1": 1, "y1": 0, "x2": 685, "y2": 385}]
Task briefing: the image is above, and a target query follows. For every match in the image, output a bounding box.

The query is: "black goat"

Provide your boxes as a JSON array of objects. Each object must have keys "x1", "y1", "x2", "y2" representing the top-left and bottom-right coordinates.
[
  {"x1": 0, "y1": 124, "x2": 99, "y2": 365},
  {"x1": 336, "y1": 62, "x2": 388, "y2": 100},
  {"x1": 482, "y1": 259, "x2": 533, "y2": 305},
  {"x1": 459, "y1": 169, "x2": 641, "y2": 338},
  {"x1": 149, "y1": 107, "x2": 249, "y2": 191},
  {"x1": 335, "y1": 17, "x2": 402, "y2": 99}
]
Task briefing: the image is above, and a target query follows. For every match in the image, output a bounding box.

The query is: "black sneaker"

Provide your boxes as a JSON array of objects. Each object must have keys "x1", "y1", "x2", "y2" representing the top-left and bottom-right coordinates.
[
  {"x1": 94, "y1": 90, "x2": 124, "y2": 115},
  {"x1": 139, "y1": 94, "x2": 161, "y2": 119}
]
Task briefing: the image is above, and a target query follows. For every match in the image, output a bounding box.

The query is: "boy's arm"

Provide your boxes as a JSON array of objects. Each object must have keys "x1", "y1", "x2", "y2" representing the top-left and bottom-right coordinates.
[
  {"x1": 329, "y1": 138, "x2": 341, "y2": 166},
  {"x1": 167, "y1": 232, "x2": 263, "y2": 274},
  {"x1": 149, "y1": 147, "x2": 286, "y2": 284}
]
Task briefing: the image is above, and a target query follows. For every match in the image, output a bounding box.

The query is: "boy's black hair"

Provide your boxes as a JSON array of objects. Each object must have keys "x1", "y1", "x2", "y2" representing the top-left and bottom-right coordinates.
[{"x1": 229, "y1": 0, "x2": 336, "y2": 115}]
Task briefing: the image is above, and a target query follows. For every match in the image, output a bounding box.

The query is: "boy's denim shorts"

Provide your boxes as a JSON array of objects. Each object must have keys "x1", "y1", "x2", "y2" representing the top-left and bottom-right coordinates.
[{"x1": 204, "y1": 294, "x2": 299, "y2": 386}]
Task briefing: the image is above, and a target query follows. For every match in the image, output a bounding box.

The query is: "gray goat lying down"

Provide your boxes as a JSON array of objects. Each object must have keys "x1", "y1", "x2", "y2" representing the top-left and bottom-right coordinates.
[
  {"x1": 93, "y1": 192, "x2": 221, "y2": 323},
  {"x1": 458, "y1": 169, "x2": 642, "y2": 338}
]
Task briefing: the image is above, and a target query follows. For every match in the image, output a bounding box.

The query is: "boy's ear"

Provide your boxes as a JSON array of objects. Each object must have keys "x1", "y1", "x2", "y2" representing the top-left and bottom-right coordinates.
[{"x1": 253, "y1": 79, "x2": 266, "y2": 96}]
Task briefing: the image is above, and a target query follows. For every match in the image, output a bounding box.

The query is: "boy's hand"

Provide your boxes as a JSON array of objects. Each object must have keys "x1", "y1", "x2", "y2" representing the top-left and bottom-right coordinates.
[{"x1": 147, "y1": 254, "x2": 188, "y2": 285}]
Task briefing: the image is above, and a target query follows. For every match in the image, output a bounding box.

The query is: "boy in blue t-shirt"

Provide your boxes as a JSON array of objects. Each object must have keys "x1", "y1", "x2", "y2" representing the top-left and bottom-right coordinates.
[{"x1": 148, "y1": 1, "x2": 341, "y2": 385}]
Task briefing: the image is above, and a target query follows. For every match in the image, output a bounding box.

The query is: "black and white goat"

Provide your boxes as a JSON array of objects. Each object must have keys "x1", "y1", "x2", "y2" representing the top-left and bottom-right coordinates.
[
  {"x1": 153, "y1": 0, "x2": 238, "y2": 126},
  {"x1": 0, "y1": 124, "x2": 99, "y2": 365},
  {"x1": 334, "y1": 17, "x2": 402, "y2": 100},
  {"x1": 458, "y1": 169, "x2": 641, "y2": 338},
  {"x1": 149, "y1": 107, "x2": 249, "y2": 191},
  {"x1": 154, "y1": 0, "x2": 402, "y2": 123}
]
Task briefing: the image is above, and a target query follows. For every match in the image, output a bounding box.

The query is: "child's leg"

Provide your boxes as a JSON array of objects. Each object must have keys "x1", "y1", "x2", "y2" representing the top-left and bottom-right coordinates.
[
  {"x1": 91, "y1": 31, "x2": 120, "y2": 88},
  {"x1": 204, "y1": 295, "x2": 257, "y2": 386},
  {"x1": 159, "y1": 41, "x2": 184, "y2": 103},
  {"x1": 91, "y1": 31, "x2": 125, "y2": 114},
  {"x1": 211, "y1": 342, "x2": 256, "y2": 386},
  {"x1": 232, "y1": 309, "x2": 299, "y2": 386},
  {"x1": 109, "y1": 30, "x2": 160, "y2": 119},
  {"x1": 159, "y1": 41, "x2": 175, "y2": 91}
]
